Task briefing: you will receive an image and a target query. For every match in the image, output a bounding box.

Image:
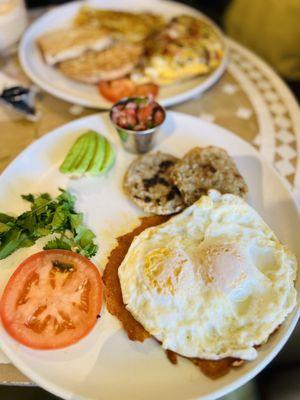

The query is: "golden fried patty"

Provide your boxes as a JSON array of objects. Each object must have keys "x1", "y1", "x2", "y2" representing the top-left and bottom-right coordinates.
[{"x1": 170, "y1": 146, "x2": 248, "y2": 206}]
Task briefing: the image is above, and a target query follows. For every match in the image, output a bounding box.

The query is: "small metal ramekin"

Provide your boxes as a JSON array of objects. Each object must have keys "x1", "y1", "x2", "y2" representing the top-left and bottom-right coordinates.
[{"x1": 109, "y1": 97, "x2": 166, "y2": 154}]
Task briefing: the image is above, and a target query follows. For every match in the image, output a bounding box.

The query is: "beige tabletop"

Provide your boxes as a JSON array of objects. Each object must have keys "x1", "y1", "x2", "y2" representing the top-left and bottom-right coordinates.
[{"x1": 0, "y1": 18, "x2": 299, "y2": 385}]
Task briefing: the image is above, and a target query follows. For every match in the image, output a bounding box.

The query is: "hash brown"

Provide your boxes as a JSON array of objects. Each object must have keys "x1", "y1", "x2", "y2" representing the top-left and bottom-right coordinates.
[
  {"x1": 170, "y1": 146, "x2": 248, "y2": 206},
  {"x1": 123, "y1": 152, "x2": 185, "y2": 215}
]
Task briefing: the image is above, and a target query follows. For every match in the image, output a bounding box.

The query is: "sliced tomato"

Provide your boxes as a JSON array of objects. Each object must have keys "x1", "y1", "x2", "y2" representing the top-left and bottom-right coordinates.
[
  {"x1": 0, "y1": 250, "x2": 102, "y2": 350},
  {"x1": 135, "y1": 83, "x2": 159, "y2": 98},
  {"x1": 99, "y1": 79, "x2": 136, "y2": 103},
  {"x1": 98, "y1": 78, "x2": 159, "y2": 103}
]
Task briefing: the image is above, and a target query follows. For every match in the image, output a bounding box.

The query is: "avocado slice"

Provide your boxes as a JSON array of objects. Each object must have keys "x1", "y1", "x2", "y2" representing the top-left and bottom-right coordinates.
[
  {"x1": 87, "y1": 134, "x2": 106, "y2": 175},
  {"x1": 68, "y1": 134, "x2": 90, "y2": 173},
  {"x1": 72, "y1": 132, "x2": 98, "y2": 175},
  {"x1": 59, "y1": 133, "x2": 89, "y2": 174},
  {"x1": 100, "y1": 139, "x2": 116, "y2": 174},
  {"x1": 60, "y1": 131, "x2": 115, "y2": 177}
]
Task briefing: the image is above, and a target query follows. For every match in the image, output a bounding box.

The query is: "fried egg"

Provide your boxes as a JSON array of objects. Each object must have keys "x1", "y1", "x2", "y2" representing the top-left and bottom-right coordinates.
[{"x1": 119, "y1": 190, "x2": 297, "y2": 360}]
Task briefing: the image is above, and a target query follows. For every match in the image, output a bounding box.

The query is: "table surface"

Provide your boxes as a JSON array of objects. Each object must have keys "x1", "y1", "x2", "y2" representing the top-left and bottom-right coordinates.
[{"x1": 0, "y1": 10, "x2": 299, "y2": 387}]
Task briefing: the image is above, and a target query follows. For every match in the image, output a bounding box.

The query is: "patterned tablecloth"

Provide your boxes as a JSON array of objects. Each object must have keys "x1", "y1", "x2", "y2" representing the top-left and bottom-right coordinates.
[{"x1": 0, "y1": 33, "x2": 299, "y2": 384}]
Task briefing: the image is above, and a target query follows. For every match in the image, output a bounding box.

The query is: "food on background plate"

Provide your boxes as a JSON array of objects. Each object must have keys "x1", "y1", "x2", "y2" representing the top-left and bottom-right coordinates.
[
  {"x1": 99, "y1": 79, "x2": 159, "y2": 103},
  {"x1": 170, "y1": 146, "x2": 248, "y2": 206},
  {"x1": 37, "y1": 26, "x2": 112, "y2": 66},
  {"x1": 74, "y1": 6, "x2": 166, "y2": 43},
  {"x1": 36, "y1": 6, "x2": 224, "y2": 102},
  {"x1": 140, "y1": 15, "x2": 224, "y2": 85},
  {"x1": 123, "y1": 152, "x2": 185, "y2": 215},
  {"x1": 110, "y1": 96, "x2": 164, "y2": 131},
  {"x1": 59, "y1": 42, "x2": 143, "y2": 84},
  {"x1": 118, "y1": 190, "x2": 297, "y2": 363},
  {"x1": 0, "y1": 189, "x2": 98, "y2": 260},
  {"x1": 0, "y1": 249, "x2": 102, "y2": 349},
  {"x1": 60, "y1": 130, "x2": 115, "y2": 177}
]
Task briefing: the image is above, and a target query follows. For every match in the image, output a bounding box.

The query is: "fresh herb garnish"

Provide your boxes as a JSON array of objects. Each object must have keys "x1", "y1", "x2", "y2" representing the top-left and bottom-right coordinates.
[
  {"x1": 52, "y1": 260, "x2": 74, "y2": 272},
  {"x1": 147, "y1": 122, "x2": 155, "y2": 129},
  {"x1": 0, "y1": 189, "x2": 98, "y2": 260},
  {"x1": 132, "y1": 97, "x2": 147, "y2": 105},
  {"x1": 44, "y1": 237, "x2": 72, "y2": 251}
]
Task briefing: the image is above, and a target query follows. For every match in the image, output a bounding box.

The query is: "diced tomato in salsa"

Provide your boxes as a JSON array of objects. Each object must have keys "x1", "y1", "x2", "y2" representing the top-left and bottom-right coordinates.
[{"x1": 111, "y1": 97, "x2": 165, "y2": 131}]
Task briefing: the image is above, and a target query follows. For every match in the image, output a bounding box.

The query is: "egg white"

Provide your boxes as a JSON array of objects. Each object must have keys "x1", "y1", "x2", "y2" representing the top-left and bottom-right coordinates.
[{"x1": 119, "y1": 190, "x2": 297, "y2": 360}]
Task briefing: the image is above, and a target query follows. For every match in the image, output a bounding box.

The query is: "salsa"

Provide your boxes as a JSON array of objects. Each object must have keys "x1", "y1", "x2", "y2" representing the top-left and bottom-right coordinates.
[{"x1": 111, "y1": 97, "x2": 165, "y2": 131}]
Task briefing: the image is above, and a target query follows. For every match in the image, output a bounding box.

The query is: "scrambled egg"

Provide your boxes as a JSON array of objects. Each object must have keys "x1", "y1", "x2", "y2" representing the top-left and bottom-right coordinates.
[
  {"x1": 119, "y1": 190, "x2": 297, "y2": 360},
  {"x1": 139, "y1": 15, "x2": 224, "y2": 85},
  {"x1": 144, "y1": 51, "x2": 210, "y2": 86}
]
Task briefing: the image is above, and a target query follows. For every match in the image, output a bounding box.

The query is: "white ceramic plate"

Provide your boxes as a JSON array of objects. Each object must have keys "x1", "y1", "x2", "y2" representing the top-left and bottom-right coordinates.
[
  {"x1": 19, "y1": 0, "x2": 228, "y2": 109},
  {"x1": 0, "y1": 112, "x2": 299, "y2": 400}
]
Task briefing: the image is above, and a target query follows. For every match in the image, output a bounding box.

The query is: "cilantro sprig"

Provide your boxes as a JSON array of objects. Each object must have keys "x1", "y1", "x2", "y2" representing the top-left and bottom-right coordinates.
[{"x1": 0, "y1": 189, "x2": 98, "y2": 260}]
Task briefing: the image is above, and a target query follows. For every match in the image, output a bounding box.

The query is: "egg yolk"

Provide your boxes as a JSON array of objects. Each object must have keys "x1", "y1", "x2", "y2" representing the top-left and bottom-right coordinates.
[
  {"x1": 199, "y1": 242, "x2": 249, "y2": 295},
  {"x1": 144, "y1": 248, "x2": 186, "y2": 295}
]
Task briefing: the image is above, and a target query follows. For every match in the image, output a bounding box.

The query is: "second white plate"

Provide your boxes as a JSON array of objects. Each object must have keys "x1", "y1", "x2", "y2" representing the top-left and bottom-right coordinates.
[{"x1": 19, "y1": 0, "x2": 228, "y2": 109}]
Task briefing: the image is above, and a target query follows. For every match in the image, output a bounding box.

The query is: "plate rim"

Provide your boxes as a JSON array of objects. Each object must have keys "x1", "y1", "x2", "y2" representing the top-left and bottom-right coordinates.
[
  {"x1": 0, "y1": 111, "x2": 299, "y2": 400},
  {"x1": 19, "y1": 0, "x2": 229, "y2": 109}
]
